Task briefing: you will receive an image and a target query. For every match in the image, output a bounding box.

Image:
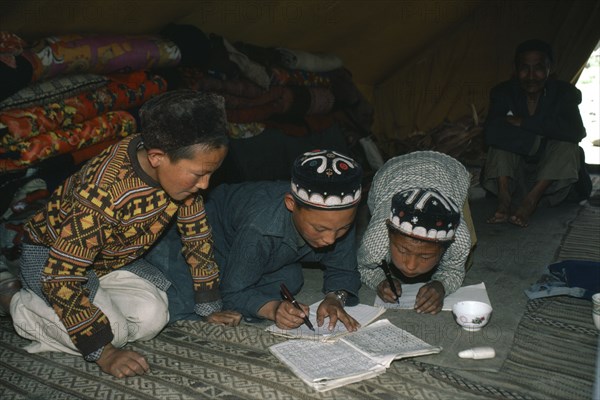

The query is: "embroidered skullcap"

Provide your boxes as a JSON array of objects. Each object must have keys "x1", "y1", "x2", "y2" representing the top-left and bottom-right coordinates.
[
  {"x1": 291, "y1": 149, "x2": 362, "y2": 210},
  {"x1": 388, "y1": 188, "x2": 461, "y2": 242},
  {"x1": 514, "y1": 39, "x2": 554, "y2": 66}
]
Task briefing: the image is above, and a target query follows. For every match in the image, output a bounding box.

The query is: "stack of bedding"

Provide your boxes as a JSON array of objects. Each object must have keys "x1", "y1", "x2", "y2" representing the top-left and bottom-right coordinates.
[
  {"x1": 0, "y1": 27, "x2": 374, "y2": 176},
  {"x1": 0, "y1": 32, "x2": 176, "y2": 172}
]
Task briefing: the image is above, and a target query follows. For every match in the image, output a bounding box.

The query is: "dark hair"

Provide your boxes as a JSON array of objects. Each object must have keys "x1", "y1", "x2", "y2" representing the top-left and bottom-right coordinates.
[
  {"x1": 139, "y1": 89, "x2": 229, "y2": 161},
  {"x1": 514, "y1": 39, "x2": 554, "y2": 68}
]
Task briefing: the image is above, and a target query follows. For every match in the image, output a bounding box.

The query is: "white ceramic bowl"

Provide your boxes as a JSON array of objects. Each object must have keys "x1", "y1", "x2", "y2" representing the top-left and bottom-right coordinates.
[{"x1": 452, "y1": 301, "x2": 493, "y2": 331}]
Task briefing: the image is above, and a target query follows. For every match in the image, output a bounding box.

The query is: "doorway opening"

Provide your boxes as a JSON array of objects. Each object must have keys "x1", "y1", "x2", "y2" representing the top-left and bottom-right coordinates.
[{"x1": 575, "y1": 40, "x2": 600, "y2": 166}]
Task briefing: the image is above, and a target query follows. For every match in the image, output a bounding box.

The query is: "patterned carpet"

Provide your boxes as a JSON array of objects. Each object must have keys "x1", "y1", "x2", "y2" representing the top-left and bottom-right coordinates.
[
  {"x1": 1, "y1": 316, "x2": 493, "y2": 400},
  {"x1": 555, "y1": 202, "x2": 600, "y2": 261},
  {"x1": 0, "y1": 203, "x2": 598, "y2": 399}
]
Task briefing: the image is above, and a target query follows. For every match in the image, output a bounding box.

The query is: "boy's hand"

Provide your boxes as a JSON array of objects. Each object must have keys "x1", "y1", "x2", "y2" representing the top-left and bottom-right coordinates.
[
  {"x1": 317, "y1": 295, "x2": 360, "y2": 332},
  {"x1": 377, "y1": 278, "x2": 402, "y2": 303},
  {"x1": 414, "y1": 281, "x2": 445, "y2": 314},
  {"x1": 274, "y1": 300, "x2": 310, "y2": 330},
  {"x1": 95, "y1": 343, "x2": 150, "y2": 378},
  {"x1": 205, "y1": 310, "x2": 242, "y2": 326}
]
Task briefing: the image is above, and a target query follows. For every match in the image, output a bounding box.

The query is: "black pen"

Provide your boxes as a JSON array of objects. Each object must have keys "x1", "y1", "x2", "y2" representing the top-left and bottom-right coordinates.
[
  {"x1": 280, "y1": 283, "x2": 315, "y2": 331},
  {"x1": 380, "y1": 259, "x2": 400, "y2": 304}
]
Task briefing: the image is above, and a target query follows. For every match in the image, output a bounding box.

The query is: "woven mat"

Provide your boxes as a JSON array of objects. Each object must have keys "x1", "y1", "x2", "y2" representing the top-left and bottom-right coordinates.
[
  {"x1": 1, "y1": 189, "x2": 598, "y2": 399},
  {"x1": 555, "y1": 203, "x2": 600, "y2": 261},
  {"x1": 420, "y1": 296, "x2": 598, "y2": 400},
  {"x1": 1, "y1": 316, "x2": 494, "y2": 400},
  {"x1": 419, "y1": 200, "x2": 600, "y2": 400},
  {"x1": 3, "y1": 299, "x2": 594, "y2": 400}
]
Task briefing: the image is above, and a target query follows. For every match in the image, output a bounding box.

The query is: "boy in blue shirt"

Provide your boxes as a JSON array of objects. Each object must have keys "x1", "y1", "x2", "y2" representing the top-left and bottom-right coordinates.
[{"x1": 149, "y1": 149, "x2": 363, "y2": 332}]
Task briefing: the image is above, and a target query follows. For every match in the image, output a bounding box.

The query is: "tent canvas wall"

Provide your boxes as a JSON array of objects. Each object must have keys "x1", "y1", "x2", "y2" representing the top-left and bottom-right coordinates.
[{"x1": 1, "y1": 0, "x2": 599, "y2": 157}]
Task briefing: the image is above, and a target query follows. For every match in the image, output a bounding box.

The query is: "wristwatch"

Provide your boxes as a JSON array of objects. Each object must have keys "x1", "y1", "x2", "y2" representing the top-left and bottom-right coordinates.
[
  {"x1": 327, "y1": 290, "x2": 348, "y2": 307},
  {"x1": 83, "y1": 346, "x2": 104, "y2": 362}
]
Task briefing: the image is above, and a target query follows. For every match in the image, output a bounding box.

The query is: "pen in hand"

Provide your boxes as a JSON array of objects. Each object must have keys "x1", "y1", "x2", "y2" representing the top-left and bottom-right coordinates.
[
  {"x1": 380, "y1": 259, "x2": 400, "y2": 304},
  {"x1": 280, "y1": 283, "x2": 315, "y2": 331}
]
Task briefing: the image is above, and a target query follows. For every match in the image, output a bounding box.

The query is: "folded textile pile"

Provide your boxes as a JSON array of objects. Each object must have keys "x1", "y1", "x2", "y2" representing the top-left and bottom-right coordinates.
[
  {"x1": 0, "y1": 33, "x2": 174, "y2": 173},
  {"x1": 162, "y1": 24, "x2": 373, "y2": 141},
  {"x1": 0, "y1": 71, "x2": 166, "y2": 169},
  {"x1": 1, "y1": 27, "x2": 375, "y2": 175}
]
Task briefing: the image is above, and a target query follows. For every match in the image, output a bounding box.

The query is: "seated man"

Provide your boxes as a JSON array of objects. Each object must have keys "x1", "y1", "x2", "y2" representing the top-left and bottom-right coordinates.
[
  {"x1": 0, "y1": 90, "x2": 241, "y2": 379},
  {"x1": 150, "y1": 149, "x2": 363, "y2": 332},
  {"x1": 358, "y1": 151, "x2": 472, "y2": 314},
  {"x1": 483, "y1": 39, "x2": 589, "y2": 227}
]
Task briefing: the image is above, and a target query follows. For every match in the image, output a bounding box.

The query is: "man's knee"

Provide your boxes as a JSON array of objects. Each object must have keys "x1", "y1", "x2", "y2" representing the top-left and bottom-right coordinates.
[
  {"x1": 484, "y1": 147, "x2": 521, "y2": 178},
  {"x1": 131, "y1": 294, "x2": 169, "y2": 341}
]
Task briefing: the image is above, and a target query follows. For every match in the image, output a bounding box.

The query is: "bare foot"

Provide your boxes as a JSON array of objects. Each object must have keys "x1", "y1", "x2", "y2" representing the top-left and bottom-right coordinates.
[
  {"x1": 487, "y1": 211, "x2": 508, "y2": 224},
  {"x1": 509, "y1": 198, "x2": 536, "y2": 228},
  {"x1": 487, "y1": 190, "x2": 510, "y2": 224},
  {"x1": 509, "y1": 214, "x2": 528, "y2": 227}
]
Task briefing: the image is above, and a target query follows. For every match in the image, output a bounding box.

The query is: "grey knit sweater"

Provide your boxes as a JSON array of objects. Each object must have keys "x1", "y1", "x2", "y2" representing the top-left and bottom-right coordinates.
[{"x1": 357, "y1": 151, "x2": 471, "y2": 295}]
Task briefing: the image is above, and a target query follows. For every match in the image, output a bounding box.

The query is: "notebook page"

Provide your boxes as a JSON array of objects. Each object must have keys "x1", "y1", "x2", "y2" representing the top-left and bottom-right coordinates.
[
  {"x1": 374, "y1": 282, "x2": 491, "y2": 311},
  {"x1": 341, "y1": 319, "x2": 442, "y2": 367},
  {"x1": 269, "y1": 339, "x2": 386, "y2": 391},
  {"x1": 266, "y1": 302, "x2": 386, "y2": 340}
]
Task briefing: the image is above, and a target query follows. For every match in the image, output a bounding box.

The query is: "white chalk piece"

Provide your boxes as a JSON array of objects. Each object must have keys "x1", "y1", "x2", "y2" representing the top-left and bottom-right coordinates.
[{"x1": 458, "y1": 347, "x2": 496, "y2": 359}]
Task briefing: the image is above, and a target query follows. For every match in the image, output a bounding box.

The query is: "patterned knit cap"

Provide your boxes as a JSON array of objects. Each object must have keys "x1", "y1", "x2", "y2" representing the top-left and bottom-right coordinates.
[
  {"x1": 291, "y1": 149, "x2": 362, "y2": 209},
  {"x1": 389, "y1": 188, "x2": 460, "y2": 242}
]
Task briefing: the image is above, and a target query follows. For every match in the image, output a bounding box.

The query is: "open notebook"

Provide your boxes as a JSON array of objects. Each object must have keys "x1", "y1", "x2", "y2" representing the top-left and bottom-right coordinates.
[
  {"x1": 374, "y1": 282, "x2": 491, "y2": 310},
  {"x1": 266, "y1": 302, "x2": 386, "y2": 341},
  {"x1": 270, "y1": 319, "x2": 442, "y2": 392}
]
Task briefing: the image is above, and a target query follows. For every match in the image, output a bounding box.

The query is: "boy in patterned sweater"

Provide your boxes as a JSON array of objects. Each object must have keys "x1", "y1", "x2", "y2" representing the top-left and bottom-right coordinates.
[{"x1": 0, "y1": 90, "x2": 241, "y2": 378}]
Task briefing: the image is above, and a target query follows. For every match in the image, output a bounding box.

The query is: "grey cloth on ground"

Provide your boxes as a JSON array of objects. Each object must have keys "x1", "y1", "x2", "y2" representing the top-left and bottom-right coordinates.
[
  {"x1": 20, "y1": 242, "x2": 171, "y2": 306},
  {"x1": 357, "y1": 151, "x2": 471, "y2": 295}
]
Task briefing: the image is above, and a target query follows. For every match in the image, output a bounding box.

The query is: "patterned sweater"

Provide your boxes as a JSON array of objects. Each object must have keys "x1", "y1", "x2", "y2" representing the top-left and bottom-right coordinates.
[
  {"x1": 357, "y1": 151, "x2": 471, "y2": 295},
  {"x1": 25, "y1": 134, "x2": 220, "y2": 356}
]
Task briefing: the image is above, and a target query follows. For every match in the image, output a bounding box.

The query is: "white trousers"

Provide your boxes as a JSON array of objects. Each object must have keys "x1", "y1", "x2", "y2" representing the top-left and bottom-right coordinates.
[{"x1": 10, "y1": 270, "x2": 169, "y2": 355}]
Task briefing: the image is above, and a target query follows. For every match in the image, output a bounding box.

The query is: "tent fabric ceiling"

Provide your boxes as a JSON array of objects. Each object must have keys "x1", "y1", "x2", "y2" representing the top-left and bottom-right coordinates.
[
  {"x1": 1, "y1": 0, "x2": 599, "y2": 146},
  {"x1": 0, "y1": 0, "x2": 482, "y2": 87}
]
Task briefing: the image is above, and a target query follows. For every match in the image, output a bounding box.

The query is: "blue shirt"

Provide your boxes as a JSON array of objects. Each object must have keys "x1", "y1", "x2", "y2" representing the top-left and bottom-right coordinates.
[{"x1": 204, "y1": 181, "x2": 360, "y2": 318}]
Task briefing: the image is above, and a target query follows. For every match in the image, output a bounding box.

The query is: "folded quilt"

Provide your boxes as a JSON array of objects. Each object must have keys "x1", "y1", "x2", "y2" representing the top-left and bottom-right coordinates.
[
  {"x1": 0, "y1": 73, "x2": 109, "y2": 111},
  {"x1": 0, "y1": 31, "x2": 27, "y2": 69},
  {"x1": 0, "y1": 111, "x2": 136, "y2": 167},
  {"x1": 276, "y1": 48, "x2": 343, "y2": 72},
  {"x1": 270, "y1": 66, "x2": 331, "y2": 87},
  {"x1": 0, "y1": 71, "x2": 166, "y2": 144},
  {"x1": 22, "y1": 34, "x2": 181, "y2": 82},
  {"x1": 179, "y1": 68, "x2": 266, "y2": 98}
]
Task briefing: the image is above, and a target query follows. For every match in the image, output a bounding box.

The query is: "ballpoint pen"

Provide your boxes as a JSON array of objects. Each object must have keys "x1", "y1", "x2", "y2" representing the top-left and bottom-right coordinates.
[
  {"x1": 380, "y1": 259, "x2": 400, "y2": 304},
  {"x1": 280, "y1": 283, "x2": 315, "y2": 331}
]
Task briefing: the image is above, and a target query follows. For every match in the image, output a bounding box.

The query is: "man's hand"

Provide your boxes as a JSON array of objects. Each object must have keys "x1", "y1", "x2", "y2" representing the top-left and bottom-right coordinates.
[
  {"x1": 377, "y1": 278, "x2": 402, "y2": 303},
  {"x1": 273, "y1": 300, "x2": 310, "y2": 330},
  {"x1": 414, "y1": 281, "x2": 445, "y2": 314},
  {"x1": 506, "y1": 115, "x2": 522, "y2": 126},
  {"x1": 316, "y1": 294, "x2": 360, "y2": 332},
  {"x1": 95, "y1": 343, "x2": 150, "y2": 378},
  {"x1": 205, "y1": 310, "x2": 242, "y2": 326}
]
